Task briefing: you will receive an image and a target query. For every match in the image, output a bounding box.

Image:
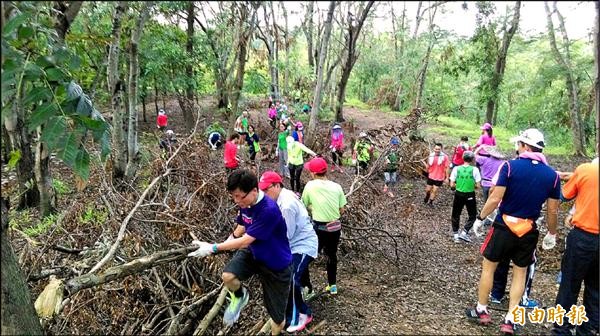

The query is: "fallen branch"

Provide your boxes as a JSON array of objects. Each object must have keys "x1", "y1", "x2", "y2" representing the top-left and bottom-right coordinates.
[
  {"x1": 87, "y1": 168, "x2": 173, "y2": 274},
  {"x1": 193, "y1": 286, "x2": 229, "y2": 336},
  {"x1": 165, "y1": 285, "x2": 223, "y2": 335},
  {"x1": 66, "y1": 246, "x2": 197, "y2": 296},
  {"x1": 307, "y1": 319, "x2": 327, "y2": 334}
]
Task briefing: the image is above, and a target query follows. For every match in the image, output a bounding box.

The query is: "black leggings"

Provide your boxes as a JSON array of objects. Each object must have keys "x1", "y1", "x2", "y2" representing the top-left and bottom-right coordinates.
[
  {"x1": 331, "y1": 150, "x2": 343, "y2": 166},
  {"x1": 301, "y1": 228, "x2": 341, "y2": 288},
  {"x1": 288, "y1": 163, "x2": 303, "y2": 192}
]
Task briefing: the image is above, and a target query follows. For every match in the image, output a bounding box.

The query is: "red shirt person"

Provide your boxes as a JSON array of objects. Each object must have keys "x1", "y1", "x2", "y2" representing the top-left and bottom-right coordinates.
[{"x1": 157, "y1": 109, "x2": 168, "y2": 131}]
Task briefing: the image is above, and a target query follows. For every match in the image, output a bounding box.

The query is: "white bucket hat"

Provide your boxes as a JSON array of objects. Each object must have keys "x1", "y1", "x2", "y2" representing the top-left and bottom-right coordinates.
[{"x1": 510, "y1": 128, "x2": 545, "y2": 149}]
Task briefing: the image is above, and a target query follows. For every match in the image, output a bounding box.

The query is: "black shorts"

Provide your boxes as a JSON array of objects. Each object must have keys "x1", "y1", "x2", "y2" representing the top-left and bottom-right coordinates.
[
  {"x1": 426, "y1": 178, "x2": 443, "y2": 187},
  {"x1": 223, "y1": 249, "x2": 292, "y2": 324},
  {"x1": 480, "y1": 225, "x2": 539, "y2": 267}
]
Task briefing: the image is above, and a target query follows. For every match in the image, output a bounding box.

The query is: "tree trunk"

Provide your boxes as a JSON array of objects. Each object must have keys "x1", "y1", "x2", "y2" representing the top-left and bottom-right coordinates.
[
  {"x1": 270, "y1": 1, "x2": 280, "y2": 100},
  {"x1": 545, "y1": 2, "x2": 586, "y2": 156},
  {"x1": 280, "y1": 1, "x2": 290, "y2": 98},
  {"x1": 183, "y1": 1, "x2": 195, "y2": 131},
  {"x1": 125, "y1": 2, "x2": 152, "y2": 179},
  {"x1": 53, "y1": 1, "x2": 83, "y2": 44},
  {"x1": 230, "y1": 3, "x2": 259, "y2": 118},
  {"x1": 153, "y1": 74, "x2": 159, "y2": 114},
  {"x1": 412, "y1": 1, "x2": 423, "y2": 39},
  {"x1": 108, "y1": 1, "x2": 128, "y2": 179},
  {"x1": 486, "y1": 1, "x2": 521, "y2": 124},
  {"x1": 414, "y1": 6, "x2": 439, "y2": 109},
  {"x1": 34, "y1": 126, "x2": 55, "y2": 216},
  {"x1": 141, "y1": 94, "x2": 147, "y2": 122},
  {"x1": 393, "y1": 3, "x2": 407, "y2": 111},
  {"x1": 303, "y1": 1, "x2": 315, "y2": 70},
  {"x1": 2, "y1": 94, "x2": 39, "y2": 209},
  {"x1": 1, "y1": 125, "x2": 10, "y2": 164},
  {"x1": 1, "y1": 198, "x2": 43, "y2": 335},
  {"x1": 258, "y1": 4, "x2": 279, "y2": 100},
  {"x1": 307, "y1": 1, "x2": 336, "y2": 144},
  {"x1": 335, "y1": 1, "x2": 376, "y2": 122}
]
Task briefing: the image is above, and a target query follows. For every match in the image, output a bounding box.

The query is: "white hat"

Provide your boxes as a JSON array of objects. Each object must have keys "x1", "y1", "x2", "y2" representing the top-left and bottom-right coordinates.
[
  {"x1": 166, "y1": 130, "x2": 174, "y2": 136},
  {"x1": 286, "y1": 136, "x2": 295, "y2": 144},
  {"x1": 510, "y1": 128, "x2": 545, "y2": 149},
  {"x1": 359, "y1": 132, "x2": 367, "y2": 138},
  {"x1": 159, "y1": 109, "x2": 165, "y2": 115},
  {"x1": 332, "y1": 124, "x2": 342, "y2": 130}
]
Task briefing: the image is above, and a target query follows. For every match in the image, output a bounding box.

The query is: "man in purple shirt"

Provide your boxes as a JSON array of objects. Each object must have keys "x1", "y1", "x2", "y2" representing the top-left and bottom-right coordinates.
[
  {"x1": 188, "y1": 169, "x2": 292, "y2": 335},
  {"x1": 474, "y1": 145, "x2": 506, "y2": 206}
]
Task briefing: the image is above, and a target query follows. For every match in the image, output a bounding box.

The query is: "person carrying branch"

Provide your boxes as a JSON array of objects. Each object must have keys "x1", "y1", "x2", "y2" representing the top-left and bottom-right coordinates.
[
  {"x1": 187, "y1": 169, "x2": 292, "y2": 335},
  {"x1": 301, "y1": 157, "x2": 347, "y2": 297},
  {"x1": 258, "y1": 171, "x2": 318, "y2": 333}
]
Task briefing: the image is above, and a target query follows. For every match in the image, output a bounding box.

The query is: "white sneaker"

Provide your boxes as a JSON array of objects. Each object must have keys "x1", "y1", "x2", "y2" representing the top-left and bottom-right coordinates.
[
  {"x1": 453, "y1": 233, "x2": 460, "y2": 243},
  {"x1": 286, "y1": 313, "x2": 313, "y2": 333},
  {"x1": 458, "y1": 230, "x2": 472, "y2": 242}
]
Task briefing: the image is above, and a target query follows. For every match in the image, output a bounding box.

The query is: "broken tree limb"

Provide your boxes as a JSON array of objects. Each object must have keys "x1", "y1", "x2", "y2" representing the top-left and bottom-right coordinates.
[
  {"x1": 193, "y1": 287, "x2": 228, "y2": 336},
  {"x1": 257, "y1": 318, "x2": 272, "y2": 335},
  {"x1": 153, "y1": 268, "x2": 176, "y2": 318},
  {"x1": 65, "y1": 246, "x2": 197, "y2": 296},
  {"x1": 165, "y1": 285, "x2": 223, "y2": 335},
  {"x1": 87, "y1": 168, "x2": 173, "y2": 274},
  {"x1": 307, "y1": 319, "x2": 327, "y2": 334}
]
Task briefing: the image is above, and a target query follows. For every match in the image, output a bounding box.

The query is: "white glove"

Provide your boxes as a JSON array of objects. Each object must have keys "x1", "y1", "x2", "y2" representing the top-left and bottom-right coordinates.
[
  {"x1": 473, "y1": 219, "x2": 484, "y2": 237},
  {"x1": 542, "y1": 233, "x2": 556, "y2": 250},
  {"x1": 275, "y1": 149, "x2": 279, "y2": 156},
  {"x1": 187, "y1": 241, "x2": 214, "y2": 258},
  {"x1": 351, "y1": 159, "x2": 357, "y2": 165}
]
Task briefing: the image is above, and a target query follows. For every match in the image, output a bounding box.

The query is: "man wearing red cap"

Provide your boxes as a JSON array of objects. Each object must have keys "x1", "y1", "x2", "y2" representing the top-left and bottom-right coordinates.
[
  {"x1": 301, "y1": 157, "x2": 347, "y2": 296},
  {"x1": 259, "y1": 171, "x2": 318, "y2": 333}
]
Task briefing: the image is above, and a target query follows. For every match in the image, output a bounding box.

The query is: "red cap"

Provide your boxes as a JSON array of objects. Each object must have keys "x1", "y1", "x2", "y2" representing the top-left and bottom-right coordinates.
[
  {"x1": 258, "y1": 171, "x2": 283, "y2": 190},
  {"x1": 304, "y1": 157, "x2": 328, "y2": 174}
]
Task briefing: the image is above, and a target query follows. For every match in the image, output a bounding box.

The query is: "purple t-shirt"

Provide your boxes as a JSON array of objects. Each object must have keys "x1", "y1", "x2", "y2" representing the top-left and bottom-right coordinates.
[
  {"x1": 237, "y1": 194, "x2": 292, "y2": 271},
  {"x1": 476, "y1": 155, "x2": 505, "y2": 187},
  {"x1": 495, "y1": 158, "x2": 560, "y2": 227}
]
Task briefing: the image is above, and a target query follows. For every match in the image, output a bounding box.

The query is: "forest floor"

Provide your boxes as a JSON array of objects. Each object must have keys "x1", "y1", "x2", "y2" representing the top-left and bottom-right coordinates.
[{"x1": 2, "y1": 96, "x2": 590, "y2": 335}]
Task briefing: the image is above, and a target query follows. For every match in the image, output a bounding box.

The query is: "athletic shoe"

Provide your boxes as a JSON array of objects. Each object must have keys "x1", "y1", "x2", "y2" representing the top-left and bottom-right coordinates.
[
  {"x1": 465, "y1": 307, "x2": 492, "y2": 325},
  {"x1": 519, "y1": 298, "x2": 539, "y2": 309},
  {"x1": 302, "y1": 287, "x2": 316, "y2": 301},
  {"x1": 500, "y1": 321, "x2": 515, "y2": 334},
  {"x1": 325, "y1": 284, "x2": 337, "y2": 295},
  {"x1": 489, "y1": 295, "x2": 504, "y2": 304},
  {"x1": 458, "y1": 230, "x2": 472, "y2": 242},
  {"x1": 453, "y1": 233, "x2": 460, "y2": 243},
  {"x1": 223, "y1": 287, "x2": 249, "y2": 326},
  {"x1": 286, "y1": 313, "x2": 313, "y2": 333}
]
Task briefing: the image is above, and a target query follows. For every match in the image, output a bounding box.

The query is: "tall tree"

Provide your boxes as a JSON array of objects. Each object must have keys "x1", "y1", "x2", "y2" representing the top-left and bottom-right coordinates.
[
  {"x1": 545, "y1": 1, "x2": 586, "y2": 156},
  {"x1": 301, "y1": 1, "x2": 315, "y2": 70},
  {"x1": 414, "y1": 3, "x2": 440, "y2": 109},
  {"x1": 307, "y1": 1, "x2": 336, "y2": 144},
  {"x1": 182, "y1": 1, "x2": 195, "y2": 131},
  {"x1": 279, "y1": 1, "x2": 290, "y2": 98},
  {"x1": 125, "y1": 2, "x2": 153, "y2": 178},
  {"x1": 53, "y1": 1, "x2": 84, "y2": 43},
  {"x1": 229, "y1": 2, "x2": 260, "y2": 119},
  {"x1": 108, "y1": 1, "x2": 128, "y2": 178},
  {"x1": 334, "y1": 1, "x2": 375, "y2": 122},
  {"x1": 1, "y1": 198, "x2": 43, "y2": 335},
  {"x1": 256, "y1": 1, "x2": 279, "y2": 100},
  {"x1": 486, "y1": 1, "x2": 521, "y2": 124}
]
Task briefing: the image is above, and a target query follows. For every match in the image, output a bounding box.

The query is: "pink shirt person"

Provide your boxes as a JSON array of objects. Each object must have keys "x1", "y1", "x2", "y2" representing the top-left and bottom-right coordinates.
[{"x1": 475, "y1": 122, "x2": 496, "y2": 155}]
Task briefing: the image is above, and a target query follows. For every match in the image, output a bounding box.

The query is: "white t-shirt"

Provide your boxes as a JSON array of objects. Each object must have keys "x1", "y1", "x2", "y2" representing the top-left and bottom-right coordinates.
[
  {"x1": 449, "y1": 164, "x2": 482, "y2": 183},
  {"x1": 277, "y1": 188, "x2": 318, "y2": 258}
]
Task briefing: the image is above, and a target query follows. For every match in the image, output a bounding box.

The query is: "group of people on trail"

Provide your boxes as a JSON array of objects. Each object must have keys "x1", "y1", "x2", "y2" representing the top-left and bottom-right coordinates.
[
  {"x1": 422, "y1": 121, "x2": 598, "y2": 336},
  {"x1": 188, "y1": 160, "x2": 347, "y2": 334}
]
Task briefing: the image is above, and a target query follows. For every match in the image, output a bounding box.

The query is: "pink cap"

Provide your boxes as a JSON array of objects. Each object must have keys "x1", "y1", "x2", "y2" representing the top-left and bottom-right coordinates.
[{"x1": 480, "y1": 122, "x2": 492, "y2": 130}]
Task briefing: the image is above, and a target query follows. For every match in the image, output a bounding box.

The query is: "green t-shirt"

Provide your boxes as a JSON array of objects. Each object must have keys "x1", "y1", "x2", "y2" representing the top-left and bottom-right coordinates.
[
  {"x1": 386, "y1": 152, "x2": 399, "y2": 171},
  {"x1": 455, "y1": 165, "x2": 475, "y2": 192},
  {"x1": 278, "y1": 131, "x2": 289, "y2": 150},
  {"x1": 302, "y1": 179, "x2": 347, "y2": 222},
  {"x1": 241, "y1": 117, "x2": 249, "y2": 132}
]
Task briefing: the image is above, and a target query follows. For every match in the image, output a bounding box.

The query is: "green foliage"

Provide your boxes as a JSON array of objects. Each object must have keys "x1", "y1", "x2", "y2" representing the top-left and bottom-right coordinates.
[
  {"x1": 52, "y1": 179, "x2": 72, "y2": 195},
  {"x1": 243, "y1": 67, "x2": 269, "y2": 95},
  {"x1": 79, "y1": 203, "x2": 108, "y2": 226},
  {"x1": 7, "y1": 150, "x2": 21, "y2": 169},
  {"x1": 8, "y1": 207, "x2": 58, "y2": 237},
  {"x1": 24, "y1": 214, "x2": 58, "y2": 237},
  {"x1": 2, "y1": 2, "x2": 111, "y2": 182},
  {"x1": 205, "y1": 122, "x2": 226, "y2": 138}
]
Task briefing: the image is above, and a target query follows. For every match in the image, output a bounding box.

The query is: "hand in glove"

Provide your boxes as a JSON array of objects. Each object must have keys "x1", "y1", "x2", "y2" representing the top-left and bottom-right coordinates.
[
  {"x1": 275, "y1": 149, "x2": 279, "y2": 157},
  {"x1": 542, "y1": 232, "x2": 557, "y2": 250},
  {"x1": 473, "y1": 219, "x2": 484, "y2": 237},
  {"x1": 187, "y1": 241, "x2": 214, "y2": 258}
]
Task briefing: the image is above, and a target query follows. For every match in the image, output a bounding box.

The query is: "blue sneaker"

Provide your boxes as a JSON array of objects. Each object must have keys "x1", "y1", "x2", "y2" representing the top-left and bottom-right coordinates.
[
  {"x1": 223, "y1": 287, "x2": 249, "y2": 326},
  {"x1": 325, "y1": 284, "x2": 337, "y2": 295},
  {"x1": 519, "y1": 298, "x2": 539, "y2": 309}
]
